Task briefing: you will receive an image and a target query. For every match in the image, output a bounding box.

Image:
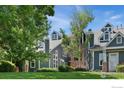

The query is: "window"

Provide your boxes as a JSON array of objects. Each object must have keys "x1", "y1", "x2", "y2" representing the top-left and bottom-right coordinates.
[
  {"x1": 104, "y1": 32, "x2": 109, "y2": 41},
  {"x1": 99, "y1": 53, "x2": 103, "y2": 66},
  {"x1": 109, "y1": 28, "x2": 111, "y2": 31},
  {"x1": 30, "y1": 61, "x2": 35, "y2": 68},
  {"x1": 40, "y1": 42, "x2": 44, "y2": 48},
  {"x1": 116, "y1": 36, "x2": 122, "y2": 44},
  {"x1": 100, "y1": 31, "x2": 110, "y2": 42},
  {"x1": 52, "y1": 34, "x2": 57, "y2": 40}
]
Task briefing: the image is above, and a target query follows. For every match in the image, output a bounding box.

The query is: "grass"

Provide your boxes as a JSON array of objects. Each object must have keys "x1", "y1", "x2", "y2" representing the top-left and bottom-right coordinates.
[{"x1": 0, "y1": 72, "x2": 124, "y2": 79}]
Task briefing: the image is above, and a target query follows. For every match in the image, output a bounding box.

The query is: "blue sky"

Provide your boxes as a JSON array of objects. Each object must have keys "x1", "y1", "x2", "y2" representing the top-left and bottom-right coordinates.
[{"x1": 48, "y1": 5, "x2": 124, "y2": 34}]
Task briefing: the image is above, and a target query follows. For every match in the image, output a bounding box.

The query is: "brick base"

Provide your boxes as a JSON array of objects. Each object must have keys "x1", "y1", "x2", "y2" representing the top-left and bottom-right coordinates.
[{"x1": 102, "y1": 62, "x2": 108, "y2": 72}]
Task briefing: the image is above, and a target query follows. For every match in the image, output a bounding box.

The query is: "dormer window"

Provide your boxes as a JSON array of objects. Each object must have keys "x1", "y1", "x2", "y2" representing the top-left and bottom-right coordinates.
[
  {"x1": 100, "y1": 31, "x2": 110, "y2": 42},
  {"x1": 105, "y1": 32, "x2": 109, "y2": 41},
  {"x1": 109, "y1": 27, "x2": 111, "y2": 31},
  {"x1": 116, "y1": 36, "x2": 122, "y2": 44},
  {"x1": 52, "y1": 32, "x2": 58, "y2": 40},
  {"x1": 52, "y1": 34, "x2": 57, "y2": 39}
]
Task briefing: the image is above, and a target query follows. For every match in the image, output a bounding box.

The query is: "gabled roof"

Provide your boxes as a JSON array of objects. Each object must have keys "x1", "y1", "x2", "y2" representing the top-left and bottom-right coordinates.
[
  {"x1": 105, "y1": 23, "x2": 113, "y2": 27},
  {"x1": 92, "y1": 27, "x2": 124, "y2": 47},
  {"x1": 49, "y1": 39, "x2": 62, "y2": 51},
  {"x1": 106, "y1": 31, "x2": 124, "y2": 47}
]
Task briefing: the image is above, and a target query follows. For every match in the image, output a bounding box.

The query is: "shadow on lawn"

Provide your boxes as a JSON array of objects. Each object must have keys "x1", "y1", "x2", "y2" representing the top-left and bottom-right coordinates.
[
  {"x1": 72, "y1": 72, "x2": 117, "y2": 79},
  {"x1": 0, "y1": 72, "x2": 118, "y2": 79}
]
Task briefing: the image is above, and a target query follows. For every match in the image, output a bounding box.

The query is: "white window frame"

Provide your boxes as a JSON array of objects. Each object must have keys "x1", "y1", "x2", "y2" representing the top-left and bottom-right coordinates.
[
  {"x1": 100, "y1": 31, "x2": 110, "y2": 42},
  {"x1": 52, "y1": 34, "x2": 57, "y2": 40},
  {"x1": 116, "y1": 36, "x2": 122, "y2": 44},
  {"x1": 30, "y1": 61, "x2": 36, "y2": 68},
  {"x1": 99, "y1": 53, "x2": 103, "y2": 66},
  {"x1": 104, "y1": 32, "x2": 109, "y2": 41}
]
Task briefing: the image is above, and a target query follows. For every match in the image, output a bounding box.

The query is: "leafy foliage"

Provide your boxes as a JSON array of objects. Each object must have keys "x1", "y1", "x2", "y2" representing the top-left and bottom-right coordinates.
[
  {"x1": 60, "y1": 9, "x2": 94, "y2": 67},
  {"x1": 58, "y1": 65, "x2": 74, "y2": 72},
  {"x1": 116, "y1": 65, "x2": 124, "y2": 72},
  {"x1": 75, "y1": 68, "x2": 88, "y2": 71},
  {"x1": 37, "y1": 68, "x2": 57, "y2": 72},
  {"x1": 0, "y1": 60, "x2": 16, "y2": 72},
  {"x1": 0, "y1": 6, "x2": 54, "y2": 71}
]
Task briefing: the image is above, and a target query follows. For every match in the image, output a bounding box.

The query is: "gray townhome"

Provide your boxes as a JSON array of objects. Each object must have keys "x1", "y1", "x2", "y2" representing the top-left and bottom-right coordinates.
[
  {"x1": 88, "y1": 23, "x2": 124, "y2": 72},
  {"x1": 26, "y1": 31, "x2": 67, "y2": 72},
  {"x1": 49, "y1": 31, "x2": 67, "y2": 68},
  {"x1": 28, "y1": 37, "x2": 50, "y2": 72}
]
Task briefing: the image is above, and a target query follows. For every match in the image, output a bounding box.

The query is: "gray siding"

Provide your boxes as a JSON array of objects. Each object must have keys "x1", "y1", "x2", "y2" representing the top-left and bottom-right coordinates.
[
  {"x1": 45, "y1": 39, "x2": 49, "y2": 53},
  {"x1": 94, "y1": 51, "x2": 102, "y2": 70},
  {"x1": 119, "y1": 51, "x2": 124, "y2": 64},
  {"x1": 50, "y1": 44, "x2": 67, "y2": 68},
  {"x1": 107, "y1": 34, "x2": 124, "y2": 47},
  {"x1": 89, "y1": 34, "x2": 94, "y2": 48}
]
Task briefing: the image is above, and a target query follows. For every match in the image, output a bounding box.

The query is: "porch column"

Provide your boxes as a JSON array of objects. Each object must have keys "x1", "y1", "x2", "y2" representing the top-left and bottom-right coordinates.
[
  {"x1": 49, "y1": 59, "x2": 51, "y2": 68},
  {"x1": 38, "y1": 60, "x2": 40, "y2": 69},
  {"x1": 91, "y1": 51, "x2": 94, "y2": 71},
  {"x1": 102, "y1": 48, "x2": 108, "y2": 72},
  {"x1": 25, "y1": 60, "x2": 29, "y2": 72}
]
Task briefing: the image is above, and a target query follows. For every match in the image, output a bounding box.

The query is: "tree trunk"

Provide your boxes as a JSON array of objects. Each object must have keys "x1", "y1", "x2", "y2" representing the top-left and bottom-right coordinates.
[{"x1": 15, "y1": 61, "x2": 24, "y2": 72}]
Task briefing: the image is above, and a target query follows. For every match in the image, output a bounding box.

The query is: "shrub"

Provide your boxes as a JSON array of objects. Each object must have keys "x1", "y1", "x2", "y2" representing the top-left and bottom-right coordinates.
[
  {"x1": 75, "y1": 68, "x2": 88, "y2": 71},
  {"x1": 58, "y1": 65, "x2": 67, "y2": 72},
  {"x1": 116, "y1": 65, "x2": 124, "y2": 72},
  {"x1": 66, "y1": 66, "x2": 74, "y2": 72},
  {"x1": 58, "y1": 65, "x2": 74, "y2": 72},
  {"x1": 37, "y1": 68, "x2": 57, "y2": 72},
  {"x1": 0, "y1": 60, "x2": 16, "y2": 72}
]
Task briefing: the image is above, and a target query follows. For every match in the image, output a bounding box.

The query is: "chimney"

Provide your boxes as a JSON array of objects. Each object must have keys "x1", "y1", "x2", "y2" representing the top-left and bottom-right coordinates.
[
  {"x1": 121, "y1": 24, "x2": 123, "y2": 29},
  {"x1": 117, "y1": 25, "x2": 118, "y2": 30}
]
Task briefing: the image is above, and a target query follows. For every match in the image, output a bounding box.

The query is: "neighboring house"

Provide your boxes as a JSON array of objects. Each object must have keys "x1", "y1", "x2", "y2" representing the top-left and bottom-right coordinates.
[
  {"x1": 28, "y1": 37, "x2": 50, "y2": 72},
  {"x1": 88, "y1": 23, "x2": 124, "y2": 72},
  {"x1": 25, "y1": 31, "x2": 68, "y2": 72},
  {"x1": 49, "y1": 31, "x2": 67, "y2": 68}
]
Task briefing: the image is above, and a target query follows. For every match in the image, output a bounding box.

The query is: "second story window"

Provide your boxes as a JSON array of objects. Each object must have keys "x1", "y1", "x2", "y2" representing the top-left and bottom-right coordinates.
[
  {"x1": 109, "y1": 27, "x2": 111, "y2": 31},
  {"x1": 104, "y1": 32, "x2": 109, "y2": 41},
  {"x1": 100, "y1": 31, "x2": 110, "y2": 42},
  {"x1": 116, "y1": 36, "x2": 122, "y2": 44}
]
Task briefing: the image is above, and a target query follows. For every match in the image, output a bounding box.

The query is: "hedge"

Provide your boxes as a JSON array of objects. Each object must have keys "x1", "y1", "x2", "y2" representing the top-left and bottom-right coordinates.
[
  {"x1": 116, "y1": 65, "x2": 124, "y2": 72},
  {"x1": 58, "y1": 65, "x2": 74, "y2": 72},
  {"x1": 0, "y1": 60, "x2": 16, "y2": 72},
  {"x1": 37, "y1": 68, "x2": 58, "y2": 72}
]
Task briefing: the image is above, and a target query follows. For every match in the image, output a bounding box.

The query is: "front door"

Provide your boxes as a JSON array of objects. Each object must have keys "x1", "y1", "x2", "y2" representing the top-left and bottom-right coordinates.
[{"x1": 109, "y1": 53, "x2": 119, "y2": 72}]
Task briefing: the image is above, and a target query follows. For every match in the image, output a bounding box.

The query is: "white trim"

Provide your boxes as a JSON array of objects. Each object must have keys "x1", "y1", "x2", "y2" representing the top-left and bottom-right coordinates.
[
  {"x1": 38, "y1": 60, "x2": 41, "y2": 69},
  {"x1": 99, "y1": 30, "x2": 111, "y2": 42},
  {"x1": 90, "y1": 46, "x2": 124, "y2": 51},
  {"x1": 106, "y1": 32, "x2": 124, "y2": 47},
  {"x1": 109, "y1": 52, "x2": 119, "y2": 71},
  {"x1": 116, "y1": 36, "x2": 122, "y2": 44},
  {"x1": 106, "y1": 46, "x2": 124, "y2": 49},
  {"x1": 49, "y1": 59, "x2": 51, "y2": 68},
  {"x1": 92, "y1": 51, "x2": 94, "y2": 70},
  {"x1": 30, "y1": 61, "x2": 36, "y2": 68}
]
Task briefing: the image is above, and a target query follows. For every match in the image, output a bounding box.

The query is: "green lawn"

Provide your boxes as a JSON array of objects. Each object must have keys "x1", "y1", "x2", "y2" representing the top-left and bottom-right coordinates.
[{"x1": 0, "y1": 72, "x2": 124, "y2": 79}]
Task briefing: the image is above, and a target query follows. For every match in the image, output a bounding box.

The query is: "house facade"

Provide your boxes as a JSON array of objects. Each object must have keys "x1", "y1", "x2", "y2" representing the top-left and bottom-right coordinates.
[
  {"x1": 28, "y1": 37, "x2": 50, "y2": 72},
  {"x1": 49, "y1": 31, "x2": 67, "y2": 68},
  {"x1": 88, "y1": 23, "x2": 124, "y2": 72},
  {"x1": 26, "y1": 31, "x2": 67, "y2": 72}
]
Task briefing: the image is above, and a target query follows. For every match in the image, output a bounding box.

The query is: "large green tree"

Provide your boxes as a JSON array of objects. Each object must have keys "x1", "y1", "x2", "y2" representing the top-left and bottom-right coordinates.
[
  {"x1": 0, "y1": 6, "x2": 54, "y2": 71},
  {"x1": 61, "y1": 9, "x2": 94, "y2": 68}
]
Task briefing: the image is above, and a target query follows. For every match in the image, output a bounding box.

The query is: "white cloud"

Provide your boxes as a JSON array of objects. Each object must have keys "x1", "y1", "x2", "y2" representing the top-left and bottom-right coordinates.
[
  {"x1": 110, "y1": 14, "x2": 122, "y2": 20},
  {"x1": 104, "y1": 11, "x2": 114, "y2": 16},
  {"x1": 48, "y1": 16, "x2": 70, "y2": 31},
  {"x1": 75, "y1": 5, "x2": 82, "y2": 11}
]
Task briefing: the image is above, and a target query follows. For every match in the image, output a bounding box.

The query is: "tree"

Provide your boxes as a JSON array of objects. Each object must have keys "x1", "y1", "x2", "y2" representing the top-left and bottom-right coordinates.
[
  {"x1": 61, "y1": 9, "x2": 94, "y2": 68},
  {"x1": 0, "y1": 5, "x2": 54, "y2": 71}
]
